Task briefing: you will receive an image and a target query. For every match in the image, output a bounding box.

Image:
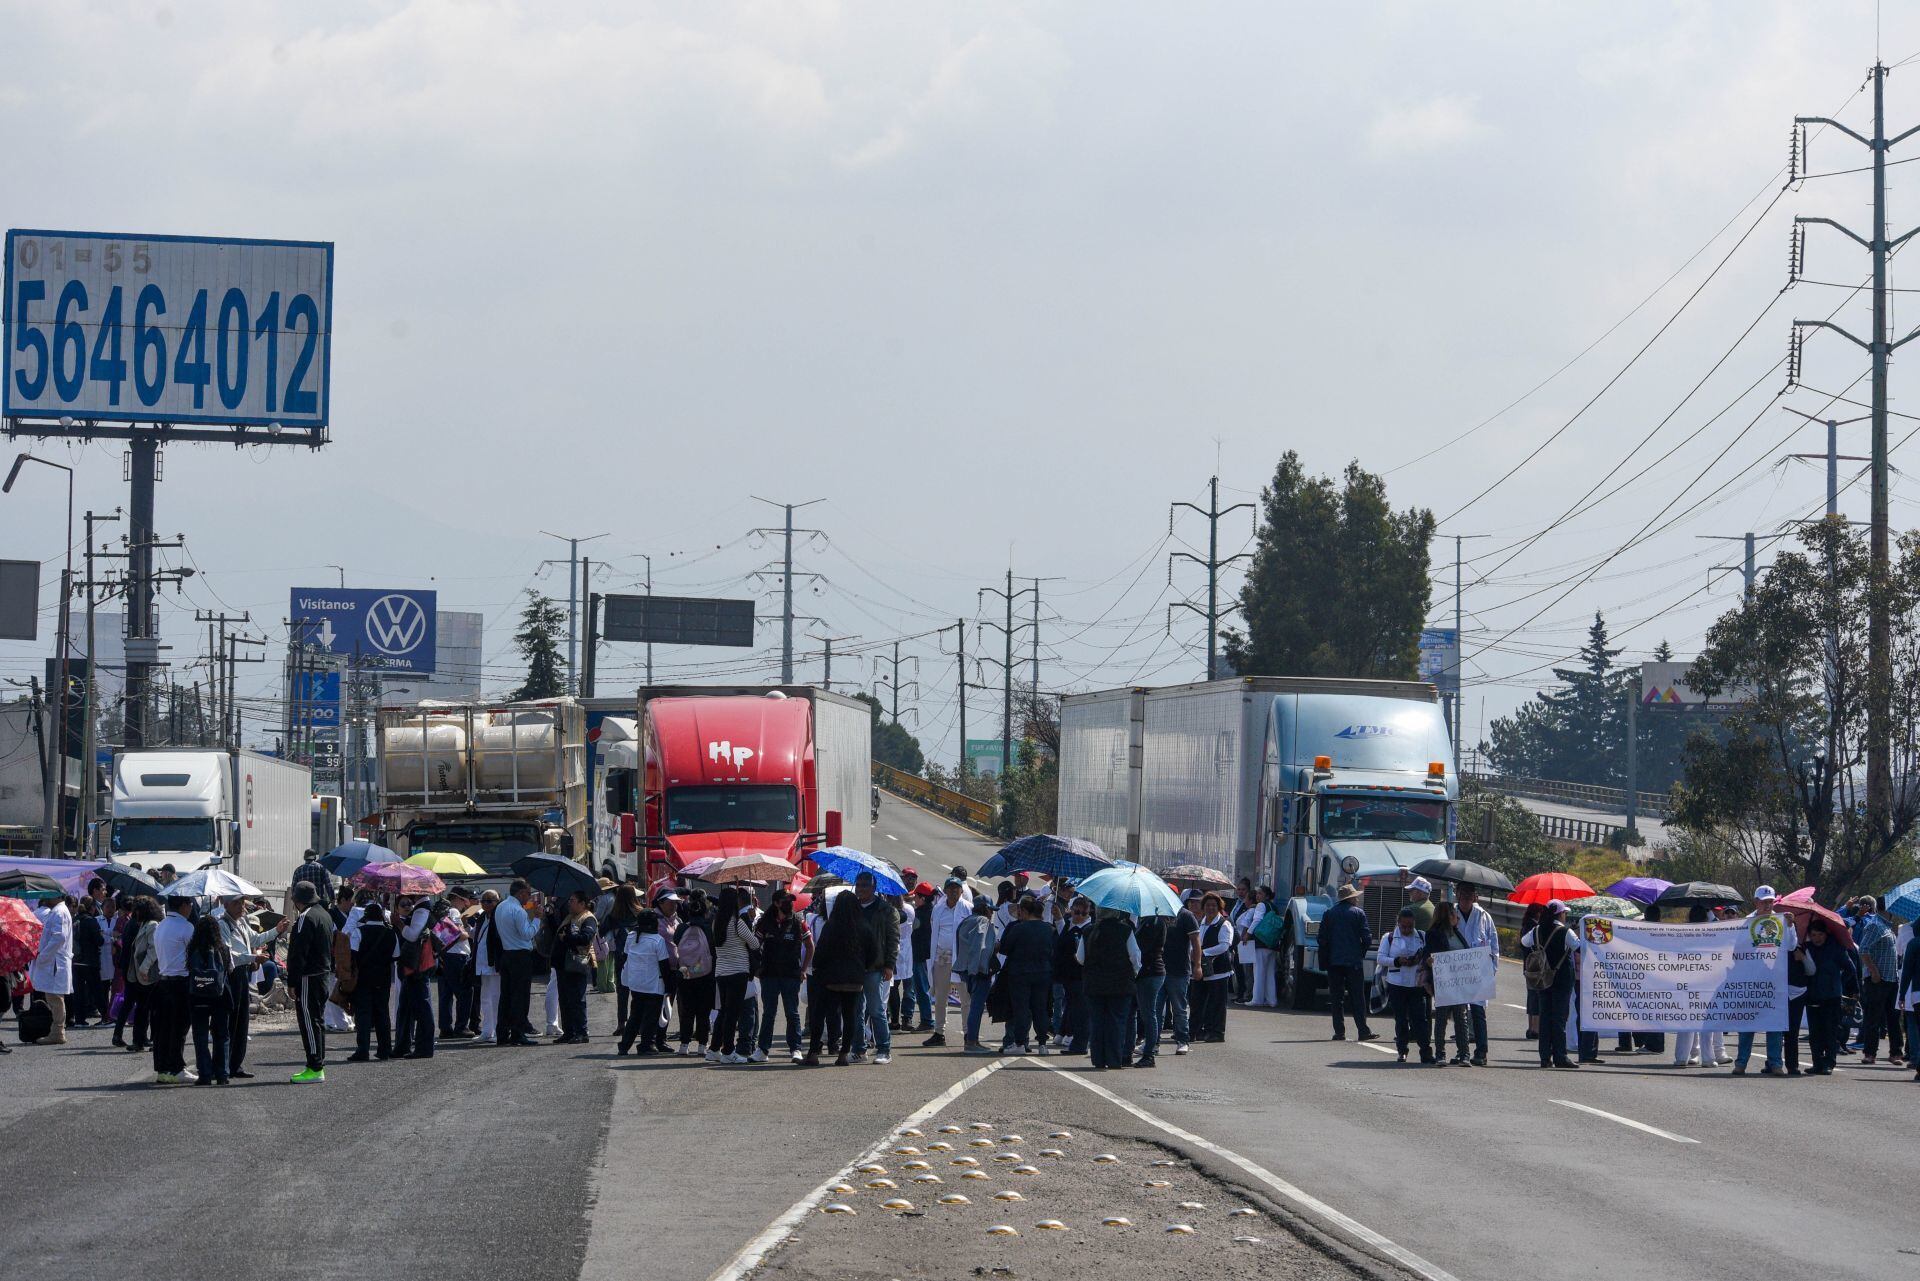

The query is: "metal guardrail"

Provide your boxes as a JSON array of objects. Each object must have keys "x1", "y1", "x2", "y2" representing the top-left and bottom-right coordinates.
[
  {"x1": 1465, "y1": 770, "x2": 1672, "y2": 819},
  {"x1": 871, "y1": 762, "x2": 996, "y2": 832},
  {"x1": 1537, "y1": 812, "x2": 1626, "y2": 847}
]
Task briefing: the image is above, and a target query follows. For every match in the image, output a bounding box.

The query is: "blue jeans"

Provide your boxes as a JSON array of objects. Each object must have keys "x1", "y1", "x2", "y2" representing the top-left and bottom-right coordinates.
[
  {"x1": 757, "y1": 975, "x2": 802, "y2": 1054},
  {"x1": 1160, "y1": 974, "x2": 1192, "y2": 1045},
  {"x1": 1088, "y1": 992, "x2": 1133, "y2": 1068},
  {"x1": 1134, "y1": 974, "x2": 1166, "y2": 1060},
  {"x1": 1736, "y1": 1029, "x2": 1785, "y2": 1070},
  {"x1": 911, "y1": 960, "x2": 933, "y2": 1025},
  {"x1": 965, "y1": 973, "x2": 992, "y2": 1044},
  {"x1": 852, "y1": 970, "x2": 892, "y2": 1055},
  {"x1": 399, "y1": 973, "x2": 435, "y2": 1057}
]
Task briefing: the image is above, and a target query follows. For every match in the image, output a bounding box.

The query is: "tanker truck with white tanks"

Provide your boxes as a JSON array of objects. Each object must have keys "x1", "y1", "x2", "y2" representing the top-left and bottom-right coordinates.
[
  {"x1": 376, "y1": 698, "x2": 587, "y2": 875},
  {"x1": 1057, "y1": 676, "x2": 1457, "y2": 1007},
  {"x1": 109, "y1": 747, "x2": 314, "y2": 893}
]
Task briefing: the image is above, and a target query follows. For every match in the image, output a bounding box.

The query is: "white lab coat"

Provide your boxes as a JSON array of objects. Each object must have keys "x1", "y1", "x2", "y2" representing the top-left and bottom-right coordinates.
[{"x1": 29, "y1": 901, "x2": 73, "y2": 995}]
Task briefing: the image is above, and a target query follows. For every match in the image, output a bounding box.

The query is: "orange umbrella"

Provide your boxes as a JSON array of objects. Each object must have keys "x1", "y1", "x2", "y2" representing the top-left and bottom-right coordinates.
[{"x1": 1508, "y1": 872, "x2": 1595, "y2": 906}]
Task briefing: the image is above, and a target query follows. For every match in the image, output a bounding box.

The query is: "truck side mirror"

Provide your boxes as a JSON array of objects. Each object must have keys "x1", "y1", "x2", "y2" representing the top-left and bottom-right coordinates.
[
  {"x1": 824, "y1": 810, "x2": 843, "y2": 849},
  {"x1": 619, "y1": 813, "x2": 637, "y2": 854}
]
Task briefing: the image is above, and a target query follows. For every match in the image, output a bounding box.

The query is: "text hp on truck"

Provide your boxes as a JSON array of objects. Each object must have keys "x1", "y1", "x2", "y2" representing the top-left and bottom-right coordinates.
[{"x1": 1058, "y1": 676, "x2": 1456, "y2": 1007}]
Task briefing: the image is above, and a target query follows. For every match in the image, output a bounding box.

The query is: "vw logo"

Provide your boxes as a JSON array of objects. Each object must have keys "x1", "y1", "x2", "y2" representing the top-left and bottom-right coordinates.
[{"x1": 366, "y1": 594, "x2": 429, "y2": 656}]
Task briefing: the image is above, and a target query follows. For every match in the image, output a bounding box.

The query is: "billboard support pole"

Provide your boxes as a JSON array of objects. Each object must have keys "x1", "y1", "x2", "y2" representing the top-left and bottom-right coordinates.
[{"x1": 1625, "y1": 685, "x2": 1638, "y2": 838}]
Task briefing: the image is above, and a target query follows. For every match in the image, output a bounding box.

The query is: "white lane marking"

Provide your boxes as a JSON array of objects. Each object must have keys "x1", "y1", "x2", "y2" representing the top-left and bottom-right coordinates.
[
  {"x1": 706, "y1": 1059, "x2": 1008, "y2": 1281},
  {"x1": 1503, "y1": 1003, "x2": 1528, "y2": 1011},
  {"x1": 1358, "y1": 1041, "x2": 1397, "y2": 1055},
  {"x1": 1039, "y1": 1062, "x2": 1462, "y2": 1281},
  {"x1": 1551, "y1": 1099, "x2": 1699, "y2": 1144},
  {"x1": 885, "y1": 833, "x2": 898, "y2": 841},
  {"x1": 911, "y1": 849, "x2": 926, "y2": 858}
]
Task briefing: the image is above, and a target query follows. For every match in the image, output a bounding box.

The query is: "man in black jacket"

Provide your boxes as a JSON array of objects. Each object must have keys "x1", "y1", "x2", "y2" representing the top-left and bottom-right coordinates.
[
  {"x1": 1320, "y1": 885, "x2": 1377, "y2": 1042},
  {"x1": 848, "y1": 873, "x2": 899, "y2": 1064},
  {"x1": 286, "y1": 882, "x2": 335, "y2": 1084}
]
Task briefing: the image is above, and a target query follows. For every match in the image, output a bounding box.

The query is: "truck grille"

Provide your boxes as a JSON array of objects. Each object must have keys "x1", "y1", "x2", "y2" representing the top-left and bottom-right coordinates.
[{"x1": 1361, "y1": 883, "x2": 1409, "y2": 940}]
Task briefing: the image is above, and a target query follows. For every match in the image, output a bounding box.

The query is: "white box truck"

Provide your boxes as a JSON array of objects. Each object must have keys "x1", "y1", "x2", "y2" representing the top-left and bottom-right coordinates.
[{"x1": 109, "y1": 747, "x2": 314, "y2": 894}]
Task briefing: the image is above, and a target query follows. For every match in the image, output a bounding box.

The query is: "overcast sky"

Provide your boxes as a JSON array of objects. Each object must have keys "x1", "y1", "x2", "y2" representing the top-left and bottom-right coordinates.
[{"x1": 4, "y1": 0, "x2": 1920, "y2": 764}]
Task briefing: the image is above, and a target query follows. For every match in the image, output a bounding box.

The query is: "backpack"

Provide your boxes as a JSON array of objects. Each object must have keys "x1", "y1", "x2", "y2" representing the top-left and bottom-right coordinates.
[
  {"x1": 1523, "y1": 924, "x2": 1561, "y2": 992},
  {"x1": 399, "y1": 913, "x2": 439, "y2": 977},
  {"x1": 188, "y1": 948, "x2": 229, "y2": 1004},
  {"x1": 678, "y1": 921, "x2": 713, "y2": 979}
]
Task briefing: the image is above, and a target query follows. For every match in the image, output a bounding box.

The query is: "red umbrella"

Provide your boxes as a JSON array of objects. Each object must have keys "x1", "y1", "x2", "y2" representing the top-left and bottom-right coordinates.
[
  {"x1": 1774, "y1": 898, "x2": 1852, "y2": 949},
  {"x1": 0, "y1": 897, "x2": 44, "y2": 973},
  {"x1": 1509, "y1": 872, "x2": 1596, "y2": 906},
  {"x1": 1779, "y1": 885, "x2": 1817, "y2": 905}
]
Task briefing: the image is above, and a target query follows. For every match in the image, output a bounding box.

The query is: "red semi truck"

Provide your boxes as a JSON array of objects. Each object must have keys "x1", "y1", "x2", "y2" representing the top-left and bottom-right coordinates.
[{"x1": 624, "y1": 686, "x2": 873, "y2": 885}]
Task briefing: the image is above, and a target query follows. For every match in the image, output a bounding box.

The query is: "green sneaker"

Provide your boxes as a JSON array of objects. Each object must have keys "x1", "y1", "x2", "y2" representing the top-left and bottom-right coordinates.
[{"x1": 290, "y1": 1068, "x2": 325, "y2": 1084}]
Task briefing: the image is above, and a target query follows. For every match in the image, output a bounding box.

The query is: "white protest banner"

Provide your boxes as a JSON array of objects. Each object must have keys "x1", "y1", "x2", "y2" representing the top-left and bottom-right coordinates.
[
  {"x1": 1578, "y1": 917, "x2": 1788, "y2": 1032},
  {"x1": 1429, "y1": 948, "x2": 1496, "y2": 1006}
]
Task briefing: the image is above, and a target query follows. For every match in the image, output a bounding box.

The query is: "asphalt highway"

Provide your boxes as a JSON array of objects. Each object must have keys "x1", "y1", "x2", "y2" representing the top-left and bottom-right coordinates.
[{"x1": 2, "y1": 798, "x2": 1906, "y2": 1281}]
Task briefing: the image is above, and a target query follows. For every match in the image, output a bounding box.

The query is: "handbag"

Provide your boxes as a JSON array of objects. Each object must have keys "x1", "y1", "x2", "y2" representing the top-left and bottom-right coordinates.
[{"x1": 985, "y1": 969, "x2": 1011, "y2": 1023}]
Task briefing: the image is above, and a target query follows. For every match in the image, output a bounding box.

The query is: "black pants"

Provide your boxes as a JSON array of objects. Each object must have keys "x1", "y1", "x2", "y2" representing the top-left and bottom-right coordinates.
[
  {"x1": 70, "y1": 967, "x2": 101, "y2": 1023},
  {"x1": 190, "y1": 998, "x2": 231, "y2": 1081},
  {"x1": 1191, "y1": 978, "x2": 1230, "y2": 1041},
  {"x1": 152, "y1": 977, "x2": 191, "y2": 1075},
  {"x1": 805, "y1": 976, "x2": 844, "y2": 1053},
  {"x1": 498, "y1": 951, "x2": 535, "y2": 1042},
  {"x1": 227, "y1": 968, "x2": 252, "y2": 1074},
  {"x1": 438, "y1": 952, "x2": 472, "y2": 1035},
  {"x1": 1434, "y1": 1004, "x2": 1470, "y2": 1059},
  {"x1": 711, "y1": 973, "x2": 749, "y2": 1053},
  {"x1": 618, "y1": 991, "x2": 664, "y2": 1052},
  {"x1": 1784, "y1": 992, "x2": 1809, "y2": 1071},
  {"x1": 1806, "y1": 997, "x2": 1841, "y2": 1072},
  {"x1": 559, "y1": 968, "x2": 590, "y2": 1041},
  {"x1": 1386, "y1": 984, "x2": 1431, "y2": 1059},
  {"x1": 115, "y1": 980, "x2": 152, "y2": 1046},
  {"x1": 356, "y1": 980, "x2": 393, "y2": 1058},
  {"x1": 758, "y1": 975, "x2": 803, "y2": 1055},
  {"x1": 1538, "y1": 983, "x2": 1574, "y2": 1065},
  {"x1": 678, "y1": 975, "x2": 715, "y2": 1047},
  {"x1": 1326, "y1": 964, "x2": 1372, "y2": 1037},
  {"x1": 1061, "y1": 978, "x2": 1086, "y2": 1052},
  {"x1": 292, "y1": 972, "x2": 328, "y2": 1070},
  {"x1": 399, "y1": 973, "x2": 435, "y2": 1056},
  {"x1": 1863, "y1": 978, "x2": 1903, "y2": 1058},
  {"x1": 808, "y1": 987, "x2": 862, "y2": 1057}
]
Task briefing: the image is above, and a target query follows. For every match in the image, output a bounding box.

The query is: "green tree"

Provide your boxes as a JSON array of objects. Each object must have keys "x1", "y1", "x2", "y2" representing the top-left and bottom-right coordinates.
[
  {"x1": 855, "y1": 693, "x2": 926, "y2": 775},
  {"x1": 509, "y1": 590, "x2": 567, "y2": 701},
  {"x1": 1677, "y1": 518, "x2": 1920, "y2": 897},
  {"x1": 1222, "y1": 453, "x2": 1435, "y2": 679},
  {"x1": 1456, "y1": 775, "x2": 1564, "y2": 883}
]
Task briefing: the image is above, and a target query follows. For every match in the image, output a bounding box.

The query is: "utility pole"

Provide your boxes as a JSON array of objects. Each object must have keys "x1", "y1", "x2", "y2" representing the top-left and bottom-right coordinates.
[
  {"x1": 1433, "y1": 533, "x2": 1491, "y2": 748},
  {"x1": 1700, "y1": 534, "x2": 1759, "y2": 598},
  {"x1": 1791, "y1": 62, "x2": 1920, "y2": 834},
  {"x1": 77, "y1": 509, "x2": 121, "y2": 846},
  {"x1": 1784, "y1": 407, "x2": 1871, "y2": 516},
  {"x1": 872, "y1": 640, "x2": 920, "y2": 723},
  {"x1": 938, "y1": 619, "x2": 969, "y2": 779},
  {"x1": 3, "y1": 452, "x2": 74, "y2": 851},
  {"x1": 637, "y1": 554, "x2": 654, "y2": 685},
  {"x1": 810, "y1": 633, "x2": 858, "y2": 693},
  {"x1": 540, "y1": 530, "x2": 608, "y2": 696},
  {"x1": 751, "y1": 498, "x2": 825, "y2": 683},
  {"x1": 582, "y1": 592, "x2": 600, "y2": 697},
  {"x1": 1169, "y1": 476, "x2": 1255, "y2": 681},
  {"x1": 979, "y1": 572, "x2": 1038, "y2": 781}
]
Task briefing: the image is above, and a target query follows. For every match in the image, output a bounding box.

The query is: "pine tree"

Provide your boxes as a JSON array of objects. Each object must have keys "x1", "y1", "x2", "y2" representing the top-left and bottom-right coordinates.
[
  {"x1": 1487, "y1": 612, "x2": 1632, "y2": 786},
  {"x1": 509, "y1": 591, "x2": 567, "y2": 700}
]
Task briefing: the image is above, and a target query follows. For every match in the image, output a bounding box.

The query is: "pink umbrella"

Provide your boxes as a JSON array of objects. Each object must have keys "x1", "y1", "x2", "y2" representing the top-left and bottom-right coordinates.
[
  {"x1": 1779, "y1": 886, "x2": 1818, "y2": 905},
  {"x1": 351, "y1": 863, "x2": 446, "y2": 895}
]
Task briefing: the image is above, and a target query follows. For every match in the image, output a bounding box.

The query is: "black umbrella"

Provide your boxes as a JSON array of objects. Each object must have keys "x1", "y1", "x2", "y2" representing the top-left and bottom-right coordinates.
[
  {"x1": 509, "y1": 852, "x2": 598, "y2": 899},
  {"x1": 1654, "y1": 880, "x2": 1743, "y2": 910},
  {"x1": 0, "y1": 869, "x2": 68, "y2": 901},
  {"x1": 95, "y1": 862, "x2": 162, "y2": 898},
  {"x1": 1408, "y1": 857, "x2": 1515, "y2": 894}
]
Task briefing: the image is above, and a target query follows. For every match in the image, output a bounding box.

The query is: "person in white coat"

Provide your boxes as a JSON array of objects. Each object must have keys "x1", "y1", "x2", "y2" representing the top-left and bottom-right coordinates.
[
  {"x1": 1245, "y1": 887, "x2": 1278, "y2": 1008},
  {"x1": 473, "y1": 890, "x2": 502, "y2": 1044},
  {"x1": 29, "y1": 896, "x2": 75, "y2": 1044}
]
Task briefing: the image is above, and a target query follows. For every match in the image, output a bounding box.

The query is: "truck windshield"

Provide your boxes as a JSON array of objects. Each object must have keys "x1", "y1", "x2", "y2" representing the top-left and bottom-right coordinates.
[
  {"x1": 1319, "y1": 795, "x2": 1446, "y2": 842},
  {"x1": 410, "y1": 822, "x2": 543, "y2": 874},
  {"x1": 111, "y1": 817, "x2": 218, "y2": 854},
  {"x1": 666, "y1": 786, "x2": 799, "y2": 835}
]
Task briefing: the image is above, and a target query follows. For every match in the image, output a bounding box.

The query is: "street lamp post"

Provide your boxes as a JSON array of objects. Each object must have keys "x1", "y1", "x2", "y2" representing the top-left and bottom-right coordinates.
[{"x1": 4, "y1": 452, "x2": 75, "y2": 855}]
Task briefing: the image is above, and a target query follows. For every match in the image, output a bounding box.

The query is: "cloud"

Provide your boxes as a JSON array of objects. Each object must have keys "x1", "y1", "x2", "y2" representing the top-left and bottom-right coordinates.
[{"x1": 1366, "y1": 93, "x2": 1489, "y2": 159}]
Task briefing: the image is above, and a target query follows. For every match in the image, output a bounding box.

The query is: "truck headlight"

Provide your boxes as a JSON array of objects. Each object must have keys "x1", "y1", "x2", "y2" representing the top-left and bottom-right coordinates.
[{"x1": 1303, "y1": 920, "x2": 1320, "y2": 940}]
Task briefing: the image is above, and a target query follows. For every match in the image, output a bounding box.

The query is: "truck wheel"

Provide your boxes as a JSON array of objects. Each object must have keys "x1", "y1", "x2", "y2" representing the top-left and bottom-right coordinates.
[{"x1": 1287, "y1": 940, "x2": 1314, "y2": 1011}]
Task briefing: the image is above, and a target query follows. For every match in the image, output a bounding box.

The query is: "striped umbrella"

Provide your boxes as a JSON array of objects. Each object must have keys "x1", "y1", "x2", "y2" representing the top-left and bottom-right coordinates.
[{"x1": 978, "y1": 835, "x2": 1114, "y2": 882}]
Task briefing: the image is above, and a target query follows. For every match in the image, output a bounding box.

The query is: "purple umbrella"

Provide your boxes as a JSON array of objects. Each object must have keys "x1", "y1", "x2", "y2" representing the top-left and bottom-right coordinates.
[
  {"x1": 1606, "y1": 876, "x2": 1672, "y2": 907},
  {"x1": 351, "y1": 862, "x2": 446, "y2": 895}
]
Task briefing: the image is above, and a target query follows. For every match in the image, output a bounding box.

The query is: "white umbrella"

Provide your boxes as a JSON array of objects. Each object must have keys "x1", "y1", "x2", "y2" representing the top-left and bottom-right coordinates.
[{"x1": 161, "y1": 868, "x2": 263, "y2": 899}]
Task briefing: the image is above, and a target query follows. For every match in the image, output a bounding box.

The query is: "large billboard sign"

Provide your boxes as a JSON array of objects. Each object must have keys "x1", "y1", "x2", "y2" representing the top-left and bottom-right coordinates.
[
  {"x1": 0, "y1": 559, "x2": 38, "y2": 640},
  {"x1": 1639, "y1": 660, "x2": 1752, "y2": 711},
  {"x1": 602, "y1": 594, "x2": 755, "y2": 647},
  {"x1": 4, "y1": 230, "x2": 333, "y2": 428},
  {"x1": 289, "y1": 588, "x2": 437, "y2": 674}
]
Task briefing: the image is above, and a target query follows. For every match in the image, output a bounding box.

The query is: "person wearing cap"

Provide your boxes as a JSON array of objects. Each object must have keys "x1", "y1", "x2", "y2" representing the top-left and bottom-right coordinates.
[
  {"x1": 1159, "y1": 890, "x2": 1203, "y2": 1054},
  {"x1": 216, "y1": 894, "x2": 286, "y2": 1079},
  {"x1": 1320, "y1": 884, "x2": 1376, "y2": 1043},
  {"x1": 1734, "y1": 886, "x2": 1798, "y2": 1076},
  {"x1": 1452, "y1": 883, "x2": 1497, "y2": 1065},
  {"x1": 925, "y1": 878, "x2": 971, "y2": 1047},
  {"x1": 1376, "y1": 907, "x2": 1432, "y2": 1064},
  {"x1": 1405, "y1": 876, "x2": 1436, "y2": 932},
  {"x1": 907, "y1": 882, "x2": 936, "y2": 1032},
  {"x1": 1521, "y1": 900, "x2": 1578, "y2": 1069}
]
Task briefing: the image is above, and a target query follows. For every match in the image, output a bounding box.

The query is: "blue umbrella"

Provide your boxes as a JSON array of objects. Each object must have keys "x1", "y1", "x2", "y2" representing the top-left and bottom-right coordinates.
[
  {"x1": 977, "y1": 834, "x2": 1114, "y2": 882},
  {"x1": 1075, "y1": 863, "x2": 1182, "y2": 918},
  {"x1": 809, "y1": 847, "x2": 906, "y2": 896},
  {"x1": 1883, "y1": 876, "x2": 1920, "y2": 922},
  {"x1": 320, "y1": 840, "x2": 401, "y2": 878}
]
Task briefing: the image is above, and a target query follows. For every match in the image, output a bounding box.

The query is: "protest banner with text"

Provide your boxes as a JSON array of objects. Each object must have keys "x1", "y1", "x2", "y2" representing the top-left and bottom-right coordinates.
[
  {"x1": 1429, "y1": 947, "x2": 1497, "y2": 1007},
  {"x1": 1578, "y1": 917, "x2": 1788, "y2": 1032}
]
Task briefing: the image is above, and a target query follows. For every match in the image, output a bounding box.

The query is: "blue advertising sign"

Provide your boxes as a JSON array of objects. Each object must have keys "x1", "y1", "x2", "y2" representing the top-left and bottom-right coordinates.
[
  {"x1": 289, "y1": 588, "x2": 437, "y2": 673},
  {"x1": 295, "y1": 669, "x2": 341, "y2": 727}
]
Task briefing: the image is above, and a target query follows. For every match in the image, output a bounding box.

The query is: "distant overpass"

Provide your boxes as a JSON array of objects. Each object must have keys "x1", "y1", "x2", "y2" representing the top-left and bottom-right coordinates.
[{"x1": 1466, "y1": 772, "x2": 1669, "y2": 851}]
